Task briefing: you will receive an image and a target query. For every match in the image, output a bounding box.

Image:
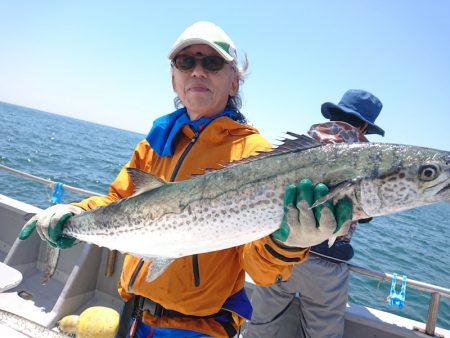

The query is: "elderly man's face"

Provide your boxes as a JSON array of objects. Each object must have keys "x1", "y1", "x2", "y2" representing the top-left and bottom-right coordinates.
[{"x1": 172, "y1": 44, "x2": 238, "y2": 120}]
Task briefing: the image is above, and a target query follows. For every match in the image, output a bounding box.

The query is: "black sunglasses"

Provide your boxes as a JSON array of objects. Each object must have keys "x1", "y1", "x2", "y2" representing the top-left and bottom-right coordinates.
[{"x1": 172, "y1": 55, "x2": 228, "y2": 72}]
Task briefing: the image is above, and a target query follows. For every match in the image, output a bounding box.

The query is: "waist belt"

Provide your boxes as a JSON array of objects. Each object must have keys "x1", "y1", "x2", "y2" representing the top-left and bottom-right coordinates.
[
  {"x1": 132, "y1": 296, "x2": 237, "y2": 338},
  {"x1": 138, "y1": 296, "x2": 228, "y2": 319}
]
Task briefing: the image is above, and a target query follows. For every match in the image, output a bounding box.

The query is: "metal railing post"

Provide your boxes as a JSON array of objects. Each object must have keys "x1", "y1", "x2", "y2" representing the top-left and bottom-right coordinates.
[{"x1": 425, "y1": 292, "x2": 441, "y2": 336}]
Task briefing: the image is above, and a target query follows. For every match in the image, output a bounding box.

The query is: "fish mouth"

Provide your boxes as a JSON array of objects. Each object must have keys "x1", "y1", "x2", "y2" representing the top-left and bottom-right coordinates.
[
  {"x1": 438, "y1": 182, "x2": 450, "y2": 195},
  {"x1": 426, "y1": 173, "x2": 450, "y2": 202},
  {"x1": 435, "y1": 177, "x2": 450, "y2": 201}
]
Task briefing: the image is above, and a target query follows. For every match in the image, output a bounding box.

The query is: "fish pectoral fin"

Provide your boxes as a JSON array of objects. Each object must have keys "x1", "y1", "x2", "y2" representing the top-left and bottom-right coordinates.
[
  {"x1": 310, "y1": 180, "x2": 356, "y2": 208},
  {"x1": 327, "y1": 236, "x2": 337, "y2": 247},
  {"x1": 42, "y1": 245, "x2": 60, "y2": 284},
  {"x1": 145, "y1": 257, "x2": 175, "y2": 282},
  {"x1": 126, "y1": 168, "x2": 168, "y2": 195}
]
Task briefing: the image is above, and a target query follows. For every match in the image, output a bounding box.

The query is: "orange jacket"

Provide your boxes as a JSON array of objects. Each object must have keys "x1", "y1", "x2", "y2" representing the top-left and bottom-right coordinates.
[{"x1": 72, "y1": 116, "x2": 309, "y2": 337}]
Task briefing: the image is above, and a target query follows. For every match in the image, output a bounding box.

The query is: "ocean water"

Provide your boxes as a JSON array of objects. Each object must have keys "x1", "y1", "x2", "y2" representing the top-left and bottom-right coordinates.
[{"x1": 1, "y1": 101, "x2": 449, "y2": 329}]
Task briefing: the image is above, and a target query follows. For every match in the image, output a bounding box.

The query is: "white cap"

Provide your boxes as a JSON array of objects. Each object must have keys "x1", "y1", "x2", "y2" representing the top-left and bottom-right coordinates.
[{"x1": 167, "y1": 21, "x2": 237, "y2": 62}]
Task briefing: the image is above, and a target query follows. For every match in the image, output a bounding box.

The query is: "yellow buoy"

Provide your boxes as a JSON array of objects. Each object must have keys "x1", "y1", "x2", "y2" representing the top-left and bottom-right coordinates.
[
  {"x1": 57, "y1": 314, "x2": 79, "y2": 335},
  {"x1": 58, "y1": 306, "x2": 120, "y2": 338}
]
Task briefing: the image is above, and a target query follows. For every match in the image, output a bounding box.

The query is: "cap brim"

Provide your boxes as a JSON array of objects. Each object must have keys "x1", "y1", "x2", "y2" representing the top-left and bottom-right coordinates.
[
  {"x1": 167, "y1": 38, "x2": 234, "y2": 62},
  {"x1": 365, "y1": 124, "x2": 385, "y2": 136},
  {"x1": 321, "y1": 102, "x2": 385, "y2": 136}
]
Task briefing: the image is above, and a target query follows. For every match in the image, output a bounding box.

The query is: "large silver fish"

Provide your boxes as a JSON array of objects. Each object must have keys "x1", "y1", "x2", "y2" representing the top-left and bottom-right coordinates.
[{"x1": 58, "y1": 135, "x2": 449, "y2": 279}]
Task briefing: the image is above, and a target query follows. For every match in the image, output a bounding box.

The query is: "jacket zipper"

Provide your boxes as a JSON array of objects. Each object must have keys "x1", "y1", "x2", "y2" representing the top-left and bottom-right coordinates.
[
  {"x1": 169, "y1": 130, "x2": 199, "y2": 182},
  {"x1": 192, "y1": 255, "x2": 200, "y2": 287},
  {"x1": 128, "y1": 129, "x2": 200, "y2": 293},
  {"x1": 128, "y1": 259, "x2": 144, "y2": 293}
]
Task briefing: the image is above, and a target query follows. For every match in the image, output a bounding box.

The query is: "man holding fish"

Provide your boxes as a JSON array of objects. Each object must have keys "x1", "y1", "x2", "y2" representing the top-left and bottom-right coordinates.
[{"x1": 18, "y1": 22, "x2": 376, "y2": 338}]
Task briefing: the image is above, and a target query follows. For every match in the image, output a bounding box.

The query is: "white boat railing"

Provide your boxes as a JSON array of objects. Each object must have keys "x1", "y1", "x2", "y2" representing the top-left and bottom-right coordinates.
[
  {"x1": 0, "y1": 164, "x2": 101, "y2": 197},
  {"x1": 1, "y1": 164, "x2": 449, "y2": 336},
  {"x1": 348, "y1": 264, "x2": 449, "y2": 336}
]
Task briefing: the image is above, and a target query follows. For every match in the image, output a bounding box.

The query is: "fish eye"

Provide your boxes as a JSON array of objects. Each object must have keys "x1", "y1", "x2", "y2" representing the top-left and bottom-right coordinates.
[{"x1": 418, "y1": 164, "x2": 440, "y2": 181}]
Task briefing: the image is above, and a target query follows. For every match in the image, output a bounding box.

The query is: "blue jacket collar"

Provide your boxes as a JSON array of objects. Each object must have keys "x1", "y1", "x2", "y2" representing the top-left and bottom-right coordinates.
[{"x1": 146, "y1": 108, "x2": 238, "y2": 157}]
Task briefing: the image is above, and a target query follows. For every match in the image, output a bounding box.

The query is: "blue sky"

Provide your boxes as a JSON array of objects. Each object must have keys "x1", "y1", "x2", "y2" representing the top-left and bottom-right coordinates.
[{"x1": 1, "y1": 1, "x2": 449, "y2": 150}]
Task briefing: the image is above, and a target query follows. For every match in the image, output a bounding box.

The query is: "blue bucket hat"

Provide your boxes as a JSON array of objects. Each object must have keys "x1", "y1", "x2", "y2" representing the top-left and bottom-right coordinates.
[{"x1": 321, "y1": 89, "x2": 384, "y2": 136}]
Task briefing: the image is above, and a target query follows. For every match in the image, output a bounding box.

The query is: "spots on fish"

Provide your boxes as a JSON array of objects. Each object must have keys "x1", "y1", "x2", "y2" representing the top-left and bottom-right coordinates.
[
  {"x1": 57, "y1": 144, "x2": 450, "y2": 260},
  {"x1": 377, "y1": 169, "x2": 400, "y2": 181},
  {"x1": 265, "y1": 191, "x2": 275, "y2": 198},
  {"x1": 359, "y1": 167, "x2": 430, "y2": 217},
  {"x1": 370, "y1": 168, "x2": 379, "y2": 178}
]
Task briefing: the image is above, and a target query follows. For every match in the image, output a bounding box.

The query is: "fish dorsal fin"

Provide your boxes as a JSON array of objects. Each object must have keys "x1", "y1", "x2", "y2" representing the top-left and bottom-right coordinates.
[
  {"x1": 271, "y1": 132, "x2": 322, "y2": 156},
  {"x1": 126, "y1": 168, "x2": 167, "y2": 195},
  {"x1": 203, "y1": 133, "x2": 321, "y2": 173}
]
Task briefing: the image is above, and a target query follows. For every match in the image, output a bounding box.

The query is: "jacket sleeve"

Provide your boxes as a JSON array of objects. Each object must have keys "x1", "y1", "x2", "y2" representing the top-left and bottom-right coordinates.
[
  {"x1": 240, "y1": 236, "x2": 309, "y2": 286},
  {"x1": 71, "y1": 140, "x2": 152, "y2": 210}
]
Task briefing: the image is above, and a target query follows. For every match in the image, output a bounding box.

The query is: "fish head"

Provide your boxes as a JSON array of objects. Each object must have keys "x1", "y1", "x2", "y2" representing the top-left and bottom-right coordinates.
[
  {"x1": 419, "y1": 158, "x2": 450, "y2": 202},
  {"x1": 359, "y1": 147, "x2": 450, "y2": 217}
]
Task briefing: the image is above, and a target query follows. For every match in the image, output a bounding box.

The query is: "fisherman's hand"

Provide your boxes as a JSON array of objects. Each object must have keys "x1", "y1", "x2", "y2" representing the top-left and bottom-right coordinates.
[
  {"x1": 271, "y1": 178, "x2": 353, "y2": 248},
  {"x1": 19, "y1": 204, "x2": 83, "y2": 249}
]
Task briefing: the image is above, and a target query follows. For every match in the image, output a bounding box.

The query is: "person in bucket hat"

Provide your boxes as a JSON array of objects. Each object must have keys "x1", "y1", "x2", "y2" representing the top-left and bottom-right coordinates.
[
  {"x1": 19, "y1": 21, "x2": 352, "y2": 338},
  {"x1": 321, "y1": 89, "x2": 385, "y2": 136},
  {"x1": 245, "y1": 90, "x2": 384, "y2": 338}
]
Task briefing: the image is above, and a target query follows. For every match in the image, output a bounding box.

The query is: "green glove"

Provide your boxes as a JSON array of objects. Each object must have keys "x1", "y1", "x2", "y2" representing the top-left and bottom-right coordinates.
[
  {"x1": 272, "y1": 178, "x2": 353, "y2": 248},
  {"x1": 19, "y1": 204, "x2": 83, "y2": 249}
]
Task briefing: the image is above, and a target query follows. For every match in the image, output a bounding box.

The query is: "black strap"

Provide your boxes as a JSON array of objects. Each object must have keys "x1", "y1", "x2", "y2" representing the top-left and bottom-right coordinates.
[
  {"x1": 119, "y1": 296, "x2": 237, "y2": 337},
  {"x1": 215, "y1": 317, "x2": 237, "y2": 338},
  {"x1": 141, "y1": 296, "x2": 229, "y2": 319},
  {"x1": 162, "y1": 308, "x2": 229, "y2": 319},
  {"x1": 155, "y1": 305, "x2": 229, "y2": 319},
  {"x1": 115, "y1": 296, "x2": 136, "y2": 338},
  {"x1": 264, "y1": 243, "x2": 301, "y2": 263}
]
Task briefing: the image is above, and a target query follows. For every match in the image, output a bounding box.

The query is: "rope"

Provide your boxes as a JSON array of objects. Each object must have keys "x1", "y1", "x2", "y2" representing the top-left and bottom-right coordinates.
[{"x1": 0, "y1": 164, "x2": 102, "y2": 197}]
